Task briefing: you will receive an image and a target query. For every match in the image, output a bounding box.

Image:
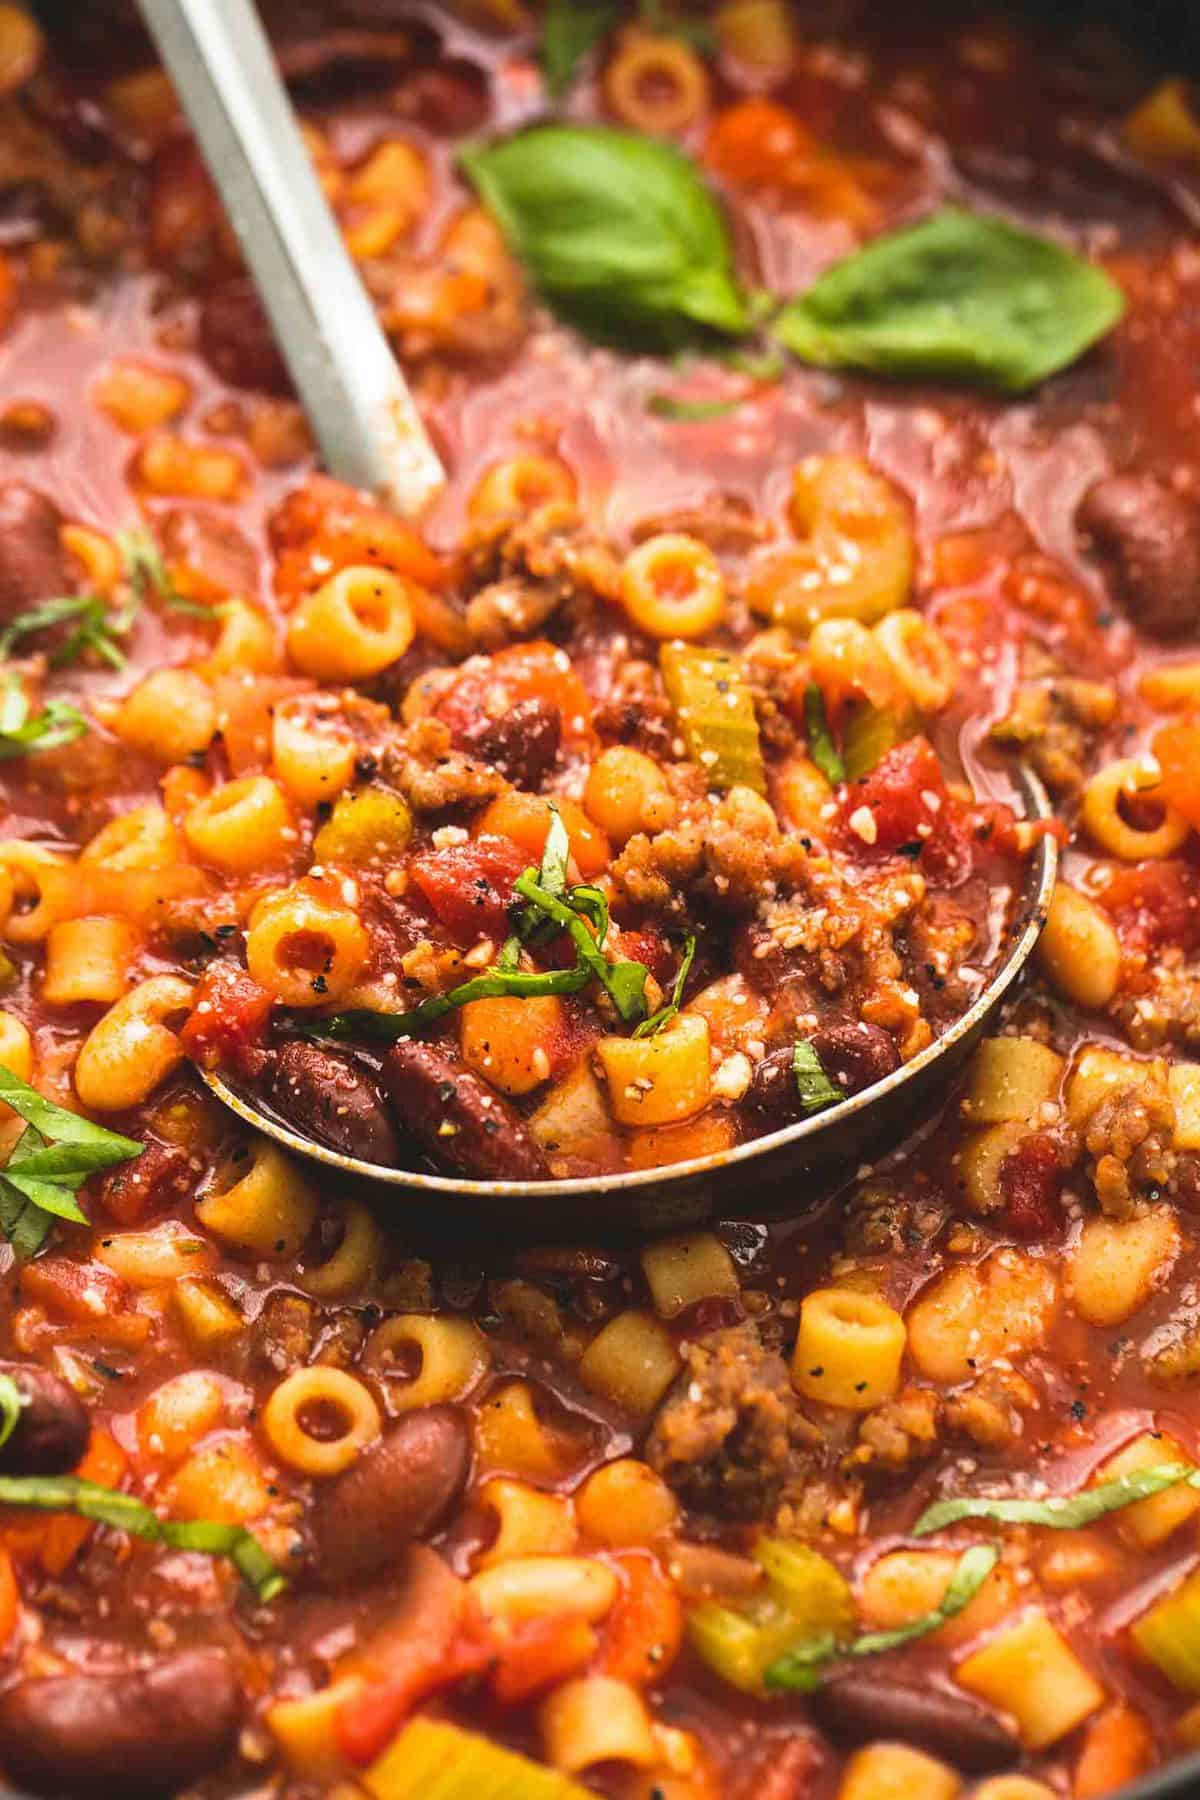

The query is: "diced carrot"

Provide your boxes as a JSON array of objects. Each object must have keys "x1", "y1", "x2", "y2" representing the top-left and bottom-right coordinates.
[
  {"x1": 1154, "y1": 721, "x2": 1200, "y2": 829},
  {"x1": 269, "y1": 475, "x2": 447, "y2": 601},
  {"x1": 475, "y1": 792, "x2": 608, "y2": 879},
  {"x1": 1075, "y1": 1701, "x2": 1154, "y2": 1798},
  {"x1": 19, "y1": 1259, "x2": 131, "y2": 1326},
  {"x1": 0, "y1": 1550, "x2": 20, "y2": 1651},
  {"x1": 594, "y1": 1550, "x2": 683, "y2": 1687}
]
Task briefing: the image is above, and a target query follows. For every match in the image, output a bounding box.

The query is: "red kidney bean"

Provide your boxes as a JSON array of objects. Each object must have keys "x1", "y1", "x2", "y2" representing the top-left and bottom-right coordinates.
[
  {"x1": 745, "y1": 1046, "x2": 800, "y2": 1123},
  {"x1": 197, "y1": 278, "x2": 291, "y2": 395},
  {"x1": 0, "y1": 1361, "x2": 89, "y2": 1475},
  {"x1": 382, "y1": 1040, "x2": 549, "y2": 1181},
  {"x1": 809, "y1": 1672, "x2": 1019, "y2": 1774},
  {"x1": 456, "y1": 697, "x2": 562, "y2": 790},
  {"x1": 0, "y1": 1648, "x2": 241, "y2": 1798},
  {"x1": 270, "y1": 1040, "x2": 400, "y2": 1166},
  {"x1": 808, "y1": 1022, "x2": 901, "y2": 1096},
  {"x1": 1078, "y1": 471, "x2": 1200, "y2": 638},
  {"x1": 311, "y1": 1406, "x2": 471, "y2": 1585},
  {"x1": 0, "y1": 482, "x2": 71, "y2": 623},
  {"x1": 392, "y1": 60, "x2": 491, "y2": 137}
]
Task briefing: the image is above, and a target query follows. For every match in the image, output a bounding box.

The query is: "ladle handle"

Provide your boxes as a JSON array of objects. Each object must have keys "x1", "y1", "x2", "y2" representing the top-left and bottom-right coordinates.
[{"x1": 138, "y1": 0, "x2": 445, "y2": 517}]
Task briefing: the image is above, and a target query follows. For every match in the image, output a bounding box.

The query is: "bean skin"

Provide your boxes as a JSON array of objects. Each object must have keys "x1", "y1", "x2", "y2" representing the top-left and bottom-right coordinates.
[
  {"x1": 311, "y1": 1406, "x2": 471, "y2": 1585},
  {"x1": 0, "y1": 482, "x2": 71, "y2": 623},
  {"x1": 1078, "y1": 472, "x2": 1200, "y2": 638},
  {"x1": 809, "y1": 1672, "x2": 1019, "y2": 1774},
  {"x1": 746, "y1": 1024, "x2": 901, "y2": 1124},
  {"x1": 270, "y1": 1040, "x2": 400, "y2": 1166},
  {"x1": 0, "y1": 1648, "x2": 241, "y2": 1799},
  {"x1": 457, "y1": 697, "x2": 562, "y2": 790},
  {"x1": 0, "y1": 1361, "x2": 89, "y2": 1475},
  {"x1": 382, "y1": 1039, "x2": 549, "y2": 1181}
]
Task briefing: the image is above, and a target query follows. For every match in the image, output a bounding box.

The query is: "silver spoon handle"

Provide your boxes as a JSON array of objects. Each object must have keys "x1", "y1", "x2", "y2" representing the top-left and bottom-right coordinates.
[{"x1": 138, "y1": 0, "x2": 445, "y2": 518}]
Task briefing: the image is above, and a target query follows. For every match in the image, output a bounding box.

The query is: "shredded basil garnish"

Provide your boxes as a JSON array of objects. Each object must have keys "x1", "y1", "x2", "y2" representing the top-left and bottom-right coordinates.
[
  {"x1": 0, "y1": 1063, "x2": 142, "y2": 1257},
  {"x1": 793, "y1": 1040, "x2": 842, "y2": 1117},
  {"x1": 0, "y1": 1473, "x2": 285, "y2": 1601},
  {"x1": 648, "y1": 393, "x2": 742, "y2": 423},
  {"x1": 541, "y1": 0, "x2": 617, "y2": 98},
  {"x1": 0, "y1": 675, "x2": 88, "y2": 763},
  {"x1": 513, "y1": 870, "x2": 650, "y2": 1023},
  {"x1": 764, "y1": 1544, "x2": 1000, "y2": 1691},
  {"x1": 914, "y1": 1461, "x2": 1200, "y2": 1537},
  {"x1": 634, "y1": 933, "x2": 697, "y2": 1038},
  {"x1": 0, "y1": 1374, "x2": 23, "y2": 1453},
  {"x1": 804, "y1": 683, "x2": 845, "y2": 787},
  {"x1": 314, "y1": 961, "x2": 592, "y2": 1044},
  {"x1": 0, "y1": 595, "x2": 136, "y2": 670}
]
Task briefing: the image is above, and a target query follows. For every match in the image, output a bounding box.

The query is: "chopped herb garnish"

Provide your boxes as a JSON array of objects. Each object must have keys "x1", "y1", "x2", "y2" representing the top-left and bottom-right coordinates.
[
  {"x1": 541, "y1": 0, "x2": 618, "y2": 98},
  {"x1": 0, "y1": 675, "x2": 88, "y2": 764},
  {"x1": 914, "y1": 1461, "x2": 1200, "y2": 1537},
  {"x1": 804, "y1": 683, "x2": 845, "y2": 786},
  {"x1": 634, "y1": 933, "x2": 697, "y2": 1038},
  {"x1": 0, "y1": 1473, "x2": 284, "y2": 1601},
  {"x1": 647, "y1": 392, "x2": 742, "y2": 423},
  {"x1": 0, "y1": 1063, "x2": 142, "y2": 1257},
  {"x1": 0, "y1": 1373, "x2": 22, "y2": 1452},
  {"x1": 765, "y1": 1544, "x2": 1000, "y2": 1689},
  {"x1": 313, "y1": 960, "x2": 592, "y2": 1044},
  {"x1": 0, "y1": 594, "x2": 136, "y2": 670},
  {"x1": 793, "y1": 1039, "x2": 842, "y2": 1117},
  {"x1": 514, "y1": 869, "x2": 650, "y2": 1023},
  {"x1": 118, "y1": 527, "x2": 210, "y2": 615}
]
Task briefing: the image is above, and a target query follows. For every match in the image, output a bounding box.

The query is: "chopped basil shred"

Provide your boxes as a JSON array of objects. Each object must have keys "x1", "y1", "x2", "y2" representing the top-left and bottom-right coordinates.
[
  {"x1": 0, "y1": 1373, "x2": 22, "y2": 1453},
  {"x1": 0, "y1": 1474, "x2": 285, "y2": 1602},
  {"x1": 0, "y1": 594, "x2": 136, "y2": 670},
  {"x1": 314, "y1": 961, "x2": 592, "y2": 1043},
  {"x1": 763, "y1": 1544, "x2": 1000, "y2": 1691},
  {"x1": 0, "y1": 1063, "x2": 142, "y2": 1257},
  {"x1": 914, "y1": 1461, "x2": 1200, "y2": 1537},
  {"x1": 647, "y1": 393, "x2": 742, "y2": 423},
  {"x1": 804, "y1": 683, "x2": 845, "y2": 786},
  {"x1": 0, "y1": 675, "x2": 88, "y2": 763},
  {"x1": 792, "y1": 1040, "x2": 842, "y2": 1116},
  {"x1": 634, "y1": 933, "x2": 697, "y2": 1038},
  {"x1": 513, "y1": 870, "x2": 650, "y2": 1023},
  {"x1": 540, "y1": 0, "x2": 617, "y2": 98}
]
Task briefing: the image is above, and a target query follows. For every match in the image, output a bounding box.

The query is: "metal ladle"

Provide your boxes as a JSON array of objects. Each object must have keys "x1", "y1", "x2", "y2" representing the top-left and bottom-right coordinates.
[{"x1": 137, "y1": 0, "x2": 1060, "y2": 1232}]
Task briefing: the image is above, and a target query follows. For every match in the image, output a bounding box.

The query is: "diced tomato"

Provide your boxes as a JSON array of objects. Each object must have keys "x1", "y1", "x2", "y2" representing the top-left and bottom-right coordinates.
[
  {"x1": 489, "y1": 1614, "x2": 596, "y2": 1704},
  {"x1": 594, "y1": 1551, "x2": 684, "y2": 1687},
  {"x1": 998, "y1": 1132, "x2": 1064, "y2": 1241},
  {"x1": 1097, "y1": 859, "x2": 1200, "y2": 955},
  {"x1": 180, "y1": 962, "x2": 274, "y2": 1072},
  {"x1": 1154, "y1": 720, "x2": 1200, "y2": 829},
  {"x1": 705, "y1": 99, "x2": 815, "y2": 189},
  {"x1": 436, "y1": 642, "x2": 594, "y2": 745},
  {"x1": 19, "y1": 1258, "x2": 130, "y2": 1325},
  {"x1": 408, "y1": 834, "x2": 529, "y2": 945},
  {"x1": 269, "y1": 475, "x2": 447, "y2": 601},
  {"x1": 211, "y1": 673, "x2": 311, "y2": 774},
  {"x1": 839, "y1": 737, "x2": 947, "y2": 856},
  {"x1": 3, "y1": 1430, "x2": 128, "y2": 1577},
  {"x1": 0, "y1": 1550, "x2": 18, "y2": 1651},
  {"x1": 96, "y1": 1141, "x2": 194, "y2": 1227},
  {"x1": 335, "y1": 1549, "x2": 470, "y2": 1765}
]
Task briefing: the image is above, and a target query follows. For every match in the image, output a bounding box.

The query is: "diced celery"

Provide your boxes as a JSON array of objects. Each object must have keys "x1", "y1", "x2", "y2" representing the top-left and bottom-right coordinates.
[
  {"x1": 364, "y1": 1717, "x2": 593, "y2": 1800},
  {"x1": 313, "y1": 784, "x2": 413, "y2": 868},
  {"x1": 688, "y1": 1539, "x2": 854, "y2": 1695},
  {"x1": 841, "y1": 701, "x2": 914, "y2": 783},
  {"x1": 1132, "y1": 1568, "x2": 1200, "y2": 1692},
  {"x1": 753, "y1": 1539, "x2": 856, "y2": 1642},
  {"x1": 660, "y1": 644, "x2": 766, "y2": 795}
]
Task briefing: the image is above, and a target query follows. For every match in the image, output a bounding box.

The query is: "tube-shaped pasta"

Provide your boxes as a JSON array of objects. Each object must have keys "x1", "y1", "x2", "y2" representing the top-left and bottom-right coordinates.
[
  {"x1": 774, "y1": 754, "x2": 836, "y2": 837},
  {"x1": 287, "y1": 566, "x2": 416, "y2": 680},
  {"x1": 262, "y1": 1366, "x2": 382, "y2": 1477},
  {"x1": 576, "y1": 1458, "x2": 678, "y2": 1548},
  {"x1": 475, "y1": 1477, "x2": 577, "y2": 1568},
  {"x1": 748, "y1": 456, "x2": 913, "y2": 631},
  {"x1": 1081, "y1": 757, "x2": 1191, "y2": 861},
  {"x1": 195, "y1": 1138, "x2": 318, "y2": 1259},
  {"x1": 296, "y1": 1199, "x2": 382, "y2": 1299},
  {"x1": 362, "y1": 1313, "x2": 490, "y2": 1412},
  {"x1": 183, "y1": 774, "x2": 294, "y2": 874},
  {"x1": 136, "y1": 1371, "x2": 225, "y2": 1466},
  {"x1": 73, "y1": 974, "x2": 193, "y2": 1111},
  {"x1": 96, "y1": 1222, "x2": 216, "y2": 1288},
  {"x1": 164, "y1": 1435, "x2": 273, "y2": 1525},
  {"x1": 200, "y1": 597, "x2": 280, "y2": 676},
  {"x1": 791, "y1": 1287, "x2": 906, "y2": 1410},
  {"x1": 1037, "y1": 882, "x2": 1123, "y2": 1008},
  {"x1": 42, "y1": 916, "x2": 140, "y2": 1006},
  {"x1": 474, "y1": 1379, "x2": 565, "y2": 1479},
  {"x1": 603, "y1": 31, "x2": 710, "y2": 135},
  {"x1": 469, "y1": 455, "x2": 576, "y2": 521},
  {"x1": 540, "y1": 1676, "x2": 657, "y2": 1774},
  {"x1": 955, "y1": 1611, "x2": 1104, "y2": 1749},
  {"x1": 136, "y1": 434, "x2": 247, "y2": 501},
  {"x1": 620, "y1": 534, "x2": 726, "y2": 639},
  {"x1": 113, "y1": 668, "x2": 215, "y2": 764},
  {"x1": 245, "y1": 886, "x2": 370, "y2": 1007},
  {"x1": 0, "y1": 1010, "x2": 32, "y2": 1085},
  {"x1": 837, "y1": 1746, "x2": 961, "y2": 1800},
  {"x1": 596, "y1": 1013, "x2": 711, "y2": 1127},
  {"x1": 1068, "y1": 1207, "x2": 1180, "y2": 1327},
  {"x1": 80, "y1": 804, "x2": 180, "y2": 872},
  {"x1": 961, "y1": 1036, "x2": 1065, "y2": 1125},
  {"x1": 578, "y1": 1311, "x2": 681, "y2": 1414},
  {"x1": 874, "y1": 609, "x2": 957, "y2": 712},
  {"x1": 808, "y1": 617, "x2": 900, "y2": 709},
  {"x1": 641, "y1": 1232, "x2": 740, "y2": 1319},
  {"x1": 471, "y1": 1557, "x2": 619, "y2": 1630},
  {"x1": 0, "y1": 842, "x2": 75, "y2": 943},
  {"x1": 271, "y1": 698, "x2": 356, "y2": 809}
]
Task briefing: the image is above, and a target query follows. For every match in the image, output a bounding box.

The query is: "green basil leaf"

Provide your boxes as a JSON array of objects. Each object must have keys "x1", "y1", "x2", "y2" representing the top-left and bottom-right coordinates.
[
  {"x1": 648, "y1": 393, "x2": 742, "y2": 423},
  {"x1": 761, "y1": 1632, "x2": 838, "y2": 1694},
  {"x1": 541, "y1": 0, "x2": 617, "y2": 98},
  {"x1": 0, "y1": 1373, "x2": 23, "y2": 1453},
  {"x1": 848, "y1": 1545, "x2": 1000, "y2": 1657},
  {"x1": 0, "y1": 1066, "x2": 142, "y2": 1163},
  {"x1": 314, "y1": 960, "x2": 592, "y2": 1044},
  {"x1": 0, "y1": 1179, "x2": 55, "y2": 1259},
  {"x1": 539, "y1": 805, "x2": 571, "y2": 900},
  {"x1": 913, "y1": 1462, "x2": 1198, "y2": 1537},
  {"x1": 774, "y1": 209, "x2": 1126, "y2": 393},
  {"x1": 638, "y1": 0, "x2": 714, "y2": 49},
  {"x1": 804, "y1": 683, "x2": 845, "y2": 786},
  {"x1": 0, "y1": 679, "x2": 88, "y2": 762},
  {"x1": 793, "y1": 1040, "x2": 842, "y2": 1116},
  {"x1": 462, "y1": 125, "x2": 749, "y2": 347},
  {"x1": 635, "y1": 933, "x2": 697, "y2": 1038},
  {"x1": 514, "y1": 871, "x2": 650, "y2": 1023},
  {"x1": 0, "y1": 1473, "x2": 285, "y2": 1602},
  {"x1": 0, "y1": 595, "x2": 133, "y2": 670}
]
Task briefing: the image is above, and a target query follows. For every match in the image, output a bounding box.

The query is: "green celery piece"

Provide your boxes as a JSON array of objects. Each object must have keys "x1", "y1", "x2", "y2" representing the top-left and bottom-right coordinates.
[
  {"x1": 1131, "y1": 1566, "x2": 1200, "y2": 1693},
  {"x1": 841, "y1": 700, "x2": 915, "y2": 783},
  {"x1": 688, "y1": 1539, "x2": 854, "y2": 1696},
  {"x1": 752, "y1": 1539, "x2": 855, "y2": 1640},
  {"x1": 660, "y1": 643, "x2": 765, "y2": 794},
  {"x1": 364, "y1": 1717, "x2": 593, "y2": 1798}
]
